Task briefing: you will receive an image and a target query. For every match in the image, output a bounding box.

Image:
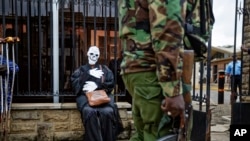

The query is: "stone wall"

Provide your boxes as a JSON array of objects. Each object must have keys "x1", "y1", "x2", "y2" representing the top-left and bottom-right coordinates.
[
  {"x1": 242, "y1": 0, "x2": 250, "y2": 96},
  {"x1": 4, "y1": 102, "x2": 132, "y2": 141}
]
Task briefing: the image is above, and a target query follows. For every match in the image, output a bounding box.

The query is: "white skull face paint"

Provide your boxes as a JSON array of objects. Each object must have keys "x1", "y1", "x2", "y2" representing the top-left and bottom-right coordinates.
[{"x1": 87, "y1": 46, "x2": 100, "y2": 65}]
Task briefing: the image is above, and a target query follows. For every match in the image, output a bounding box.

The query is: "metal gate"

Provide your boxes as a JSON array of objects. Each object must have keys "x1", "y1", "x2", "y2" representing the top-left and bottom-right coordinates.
[
  {"x1": 0, "y1": 0, "x2": 227, "y2": 141},
  {"x1": 0, "y1": 0, "x2": 122, "y2": 101}
]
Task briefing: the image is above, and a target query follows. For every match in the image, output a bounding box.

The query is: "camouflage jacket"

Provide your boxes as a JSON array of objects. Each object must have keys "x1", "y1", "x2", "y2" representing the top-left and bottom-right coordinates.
[{"x1": 118, "y1": 0, "x2": 187, "y2": 97}]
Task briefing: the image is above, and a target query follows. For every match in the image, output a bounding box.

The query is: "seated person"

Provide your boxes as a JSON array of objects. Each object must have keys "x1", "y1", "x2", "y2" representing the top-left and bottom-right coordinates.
[{"x1": 71, "y1": 46, "x2": 123, "y2": 141}]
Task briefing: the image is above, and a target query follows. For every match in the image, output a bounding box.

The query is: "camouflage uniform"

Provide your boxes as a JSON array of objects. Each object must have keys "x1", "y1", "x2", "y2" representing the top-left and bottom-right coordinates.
[{"x1": 118, "y1": 0, "x2": 187, "y2": 140}]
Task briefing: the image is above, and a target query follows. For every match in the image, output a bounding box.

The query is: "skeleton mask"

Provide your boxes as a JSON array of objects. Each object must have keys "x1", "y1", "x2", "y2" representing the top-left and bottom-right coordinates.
[{"x1": 87, "y1": 46, "x2": 100, "y2": 65}]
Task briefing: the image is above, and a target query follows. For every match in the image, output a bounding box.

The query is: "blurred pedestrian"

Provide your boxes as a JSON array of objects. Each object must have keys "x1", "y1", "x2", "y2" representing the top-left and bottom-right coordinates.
[{"x1": 225, "y1": 55, "x2": 241, "y2": 103}]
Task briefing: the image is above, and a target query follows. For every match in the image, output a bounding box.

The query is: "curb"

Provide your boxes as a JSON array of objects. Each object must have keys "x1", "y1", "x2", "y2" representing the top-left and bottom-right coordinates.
[{"x1": 195, "y1": 83, "x2": 230, "y2": 91}]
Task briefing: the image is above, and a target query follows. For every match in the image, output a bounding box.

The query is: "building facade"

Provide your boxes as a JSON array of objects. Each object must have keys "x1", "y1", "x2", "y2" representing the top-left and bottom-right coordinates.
[
  {"x1": 242, "y1": 0, "x2": 250, "y2": 95},
  {"x1": 0, "y1": 0, "x2": 123, "y2": 103}
]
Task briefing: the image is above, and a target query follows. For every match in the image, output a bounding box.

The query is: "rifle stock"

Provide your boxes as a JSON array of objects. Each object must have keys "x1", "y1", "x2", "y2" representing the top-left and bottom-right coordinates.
[
  {"x1": 176, "y1": 50, "x2": 194, "y2": 141},
  {"x1": 180, "y1": 50, "x2": 194, "y2": 141}
]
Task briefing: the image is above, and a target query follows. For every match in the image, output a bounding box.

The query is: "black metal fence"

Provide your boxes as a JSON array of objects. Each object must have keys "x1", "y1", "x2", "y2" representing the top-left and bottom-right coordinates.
[
  {"x1": 0, "y1": 0, "x2": 122, "y2": 102},
  {"x1": 0, "y1": 0, "x2": 220, "y2": 105}
]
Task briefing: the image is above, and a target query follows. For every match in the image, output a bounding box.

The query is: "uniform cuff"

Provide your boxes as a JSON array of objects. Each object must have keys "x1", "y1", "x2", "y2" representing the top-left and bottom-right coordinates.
[
  {"x1": 183, "y1": 83, "x2": 191, "y2": 94},
  {"x1": 160, "y1": 80, "x2": 182, "y2": 97}
]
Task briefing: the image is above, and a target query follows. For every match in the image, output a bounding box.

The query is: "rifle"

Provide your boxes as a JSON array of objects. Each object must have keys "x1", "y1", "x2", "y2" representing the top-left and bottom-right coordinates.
[
  {"x1": 157, "y1": 50, "x2": 194, "y2": 141},
  {"x1": 157, "y1": 103, "x2": 193, "y2": 141}
]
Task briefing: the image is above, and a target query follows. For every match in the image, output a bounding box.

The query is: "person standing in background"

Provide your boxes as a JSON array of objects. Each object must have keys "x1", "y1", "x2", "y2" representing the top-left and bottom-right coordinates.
[{"x1": 225, "y1": 55, "x2": 241, "y2": 103}]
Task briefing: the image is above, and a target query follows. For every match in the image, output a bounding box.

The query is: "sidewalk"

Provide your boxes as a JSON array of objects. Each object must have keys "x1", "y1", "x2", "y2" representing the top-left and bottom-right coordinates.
[
  {"x1": 193, "y1": 99, "x2": 231, "y2": 141},
  {"x1": 195, "y1": 82, "x2": 230, "y2": 91},
  {"x1": 210, "y1": 103, "x2": 230, "y2": 141},
  {"x1": 193, "y1": 82, "x2": 231, "y2": 140},
  {"x1": 211, "y1": 132, "x2": 230, "y2": 141},
  {"x1": 211, "y1": 104, "x2": 231, "y2": 141},
  {"x1": 195, "y1": 82, "x2": 231, "y2": 141}
]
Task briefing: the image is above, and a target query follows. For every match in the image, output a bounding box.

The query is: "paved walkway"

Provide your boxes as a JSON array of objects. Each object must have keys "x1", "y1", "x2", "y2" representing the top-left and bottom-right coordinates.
[
  {"x1": 192, "y1": 101, "x2": 231, "y2": 141},
  {"x1": 193, "y1": 83, "x2": 231, "y2": 141}
]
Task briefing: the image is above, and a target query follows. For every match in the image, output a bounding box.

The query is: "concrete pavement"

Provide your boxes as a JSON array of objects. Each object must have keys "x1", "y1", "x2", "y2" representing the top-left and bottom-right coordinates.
[
  {"x1": 194, "y1": 102, "x2": 231, "y2": 141},
  {"x1": 193, "y1": 83, "x2": 231, "y2": 141}
]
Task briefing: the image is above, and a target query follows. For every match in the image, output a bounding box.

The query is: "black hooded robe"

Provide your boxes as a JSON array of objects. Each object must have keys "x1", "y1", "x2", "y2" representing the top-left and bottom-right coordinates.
[{"x1": 71, "y1": 64, "x2": 123, "y2": 141}]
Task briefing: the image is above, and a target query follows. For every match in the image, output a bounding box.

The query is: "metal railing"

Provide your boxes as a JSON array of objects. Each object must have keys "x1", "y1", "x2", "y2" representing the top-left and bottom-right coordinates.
[
  {"x1": 0, "y1": 0, "x2": 121, "y2": 102},
  {"x1": 0, "y1": 0, "x2": 238, "y2": 107}
]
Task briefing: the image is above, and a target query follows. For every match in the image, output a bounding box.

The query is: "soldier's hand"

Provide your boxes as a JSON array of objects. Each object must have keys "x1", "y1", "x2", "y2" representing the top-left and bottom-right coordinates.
[{"x1": 161, "y1": 95, "x2": 185, "y2": 128}]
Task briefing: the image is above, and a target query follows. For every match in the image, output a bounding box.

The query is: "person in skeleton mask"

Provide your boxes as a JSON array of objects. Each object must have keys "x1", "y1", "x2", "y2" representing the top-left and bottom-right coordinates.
[{"x1": 71, "y1": 46, "x2": 123, "y2": 141}]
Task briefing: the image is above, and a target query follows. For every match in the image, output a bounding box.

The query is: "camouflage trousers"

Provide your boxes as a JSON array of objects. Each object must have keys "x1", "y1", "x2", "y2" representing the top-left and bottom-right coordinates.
[
  {"x1": 122, "y1": 71, "x2": 193, "y2": 141},
  {"x1": 122, "y1": 71, "x2": 173, "y2": 141}
]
